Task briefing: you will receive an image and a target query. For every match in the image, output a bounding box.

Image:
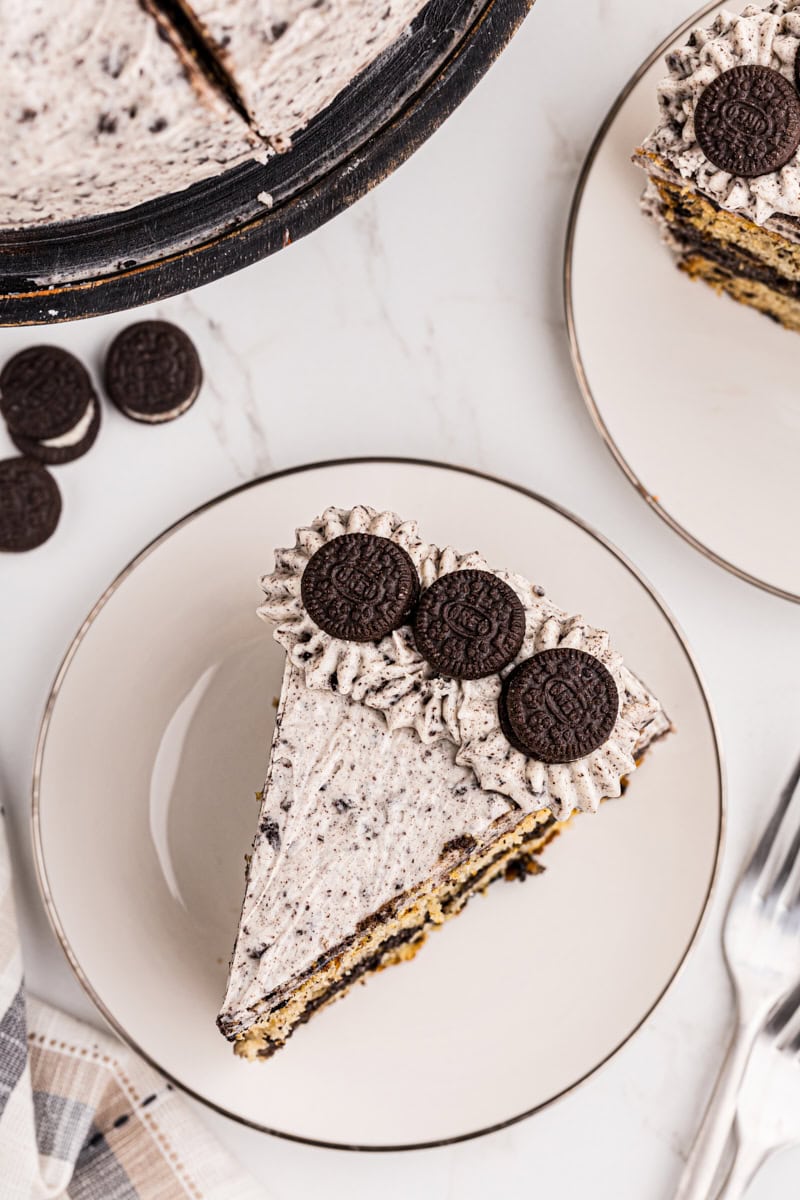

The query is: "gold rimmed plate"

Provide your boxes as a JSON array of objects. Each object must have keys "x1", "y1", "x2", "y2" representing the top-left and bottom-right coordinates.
[
  {"x1": 33, "y1": 458, "x2": 723, "y2": 1148},
  {"x1": 565, "y1": 0, "x2": 800, "y2": 603}
]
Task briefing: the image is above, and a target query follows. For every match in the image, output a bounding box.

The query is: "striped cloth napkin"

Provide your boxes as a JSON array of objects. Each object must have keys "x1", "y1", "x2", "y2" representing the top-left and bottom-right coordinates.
[{"x1": 0, "y1": 811, "x2": 267, "y2": 1200}]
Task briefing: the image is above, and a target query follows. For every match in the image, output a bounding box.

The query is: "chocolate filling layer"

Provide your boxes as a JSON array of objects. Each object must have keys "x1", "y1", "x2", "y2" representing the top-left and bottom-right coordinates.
[
  {"x1": 663, "y1": 213, "x2": 800, "y2": 300},
  {"x1": 255, "y1": 927, "x2": 427, "y2": 1058},
  {"x1": 246, "y1": 821, "x2": 558, "y2": 1057},
  {"x1": 220, "y1": 814, "x2": 557, "y2": 1039}
]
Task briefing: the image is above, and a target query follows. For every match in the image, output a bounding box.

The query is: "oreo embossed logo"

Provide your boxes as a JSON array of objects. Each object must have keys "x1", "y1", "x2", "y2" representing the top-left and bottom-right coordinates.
[
  {"x1": 499, "y1": 647, "x2": 619, "y2": 763},
  {"x1": 413, "y1": 569, "x2": 525, "y2": 679},
  {"x1": 694, "y1": 65, "x2": 800, "y2": 178},
  {"x1": 301, "y1": 533, "x2": 419, "y2": 642}
]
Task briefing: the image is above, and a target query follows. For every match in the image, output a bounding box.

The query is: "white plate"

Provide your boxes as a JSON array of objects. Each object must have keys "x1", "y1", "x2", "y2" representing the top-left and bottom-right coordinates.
[
  {"x1": 33, "y1": 458, "x2": 723, "y2": 1149},
  {"x1": 565, "y1": 0, "x2": 800, "y2": 603}
]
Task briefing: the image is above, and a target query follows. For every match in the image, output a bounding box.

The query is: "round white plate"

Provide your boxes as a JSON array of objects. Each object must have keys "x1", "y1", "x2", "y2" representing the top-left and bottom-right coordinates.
[
  {"x1": 565, "y1": 0, "x2": 800, "y2": 603},
  {"x1": 33, "y1": 458, "x2": 723, "y2": 1149}
]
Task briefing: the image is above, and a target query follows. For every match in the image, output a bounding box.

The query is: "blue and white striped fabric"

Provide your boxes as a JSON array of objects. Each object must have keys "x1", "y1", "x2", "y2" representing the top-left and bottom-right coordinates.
[{"x1": 0, "y1": 811, "x2": 266, "y2": 1200}]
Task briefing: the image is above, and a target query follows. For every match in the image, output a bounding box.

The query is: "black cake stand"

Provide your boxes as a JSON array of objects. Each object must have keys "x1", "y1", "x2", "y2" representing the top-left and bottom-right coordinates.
[{"x1": 0, "y1": 0, "x2": 531, "y2": 325}]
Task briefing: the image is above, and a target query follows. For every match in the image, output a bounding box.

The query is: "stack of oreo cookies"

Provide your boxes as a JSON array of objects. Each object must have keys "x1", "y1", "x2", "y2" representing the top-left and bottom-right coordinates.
[
  {"x1": 1, "y1": 320, "x2": 203, "y2": 552},
  {"x1": 1, "y1": 347, "x2": 101, "y2": 465},
  {"x1": 0, "y1": 346, "x2": 101, "y2": 552}
]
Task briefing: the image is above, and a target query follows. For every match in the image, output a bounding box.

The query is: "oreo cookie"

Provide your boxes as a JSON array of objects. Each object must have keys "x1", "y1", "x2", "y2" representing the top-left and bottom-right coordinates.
[
  {"x1": 0, "y1": 346, "x2": 95, "y2": 440},
  {"x1": 694, "y1": 65, "x2": 800, "y2": 178},
  {"x1": 0, "y1": 457, "x2": 62, "y2": 552},
  {"x1": 413, "y1": 570, "x2": 525, "y2": 679},
  {"x1": 104, "y1": 320, "x2": 202, "y2": 423},
  {"x1": 499, "y1": 648, "x2": 619, "y2": 764},
  {"x1": 10, "y1": 398, "x2": 101, "y2": 465},
  {"x1": 301, "y1": 533, "x2": 419, "y2": 642}
]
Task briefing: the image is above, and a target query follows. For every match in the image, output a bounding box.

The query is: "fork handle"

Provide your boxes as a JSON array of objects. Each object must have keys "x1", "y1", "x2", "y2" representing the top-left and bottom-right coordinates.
[
  {"x1": 675, "y1": 1019, "x2": 760, "y2": 1200},
  {"x1": 714, "y1": 1122, "x2": 767, "y2": 1200}
]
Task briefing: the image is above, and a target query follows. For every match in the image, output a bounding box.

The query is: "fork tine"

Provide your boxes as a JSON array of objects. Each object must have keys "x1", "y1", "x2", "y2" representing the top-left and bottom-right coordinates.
[
  {"x1": 771, "y1": 805, "x2": 800, "y2": 906},
  {"x1": 766, "y1": 979, "x2": 800, "y2": 1039},
  {"x1": 789, "y1": 1021, "x2": 800, "y2": 1059},
  {"x1": 749, "y1": 753, "x2": 800, "y2": 898}
]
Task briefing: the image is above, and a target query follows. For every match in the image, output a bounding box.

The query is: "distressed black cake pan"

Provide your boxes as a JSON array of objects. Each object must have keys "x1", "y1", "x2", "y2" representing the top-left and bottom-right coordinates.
[{"x1": 0, "y1": 0, "x2": 531, "y2": 326}]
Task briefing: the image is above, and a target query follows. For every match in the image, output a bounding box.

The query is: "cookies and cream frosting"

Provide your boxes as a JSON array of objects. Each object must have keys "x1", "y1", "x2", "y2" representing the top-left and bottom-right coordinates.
[
  {"x1": 177, "y1": 0, "x2": 429, "y2": 147},
  {"x1": 0, "y1": 0, "x2": 264, "y2": 229},
  {"x1": 642, "y1": 1, "x2": 800, "y2": 225},
  {"x1": 258, "y1": 506, "x2": 669, "y2": 821}
]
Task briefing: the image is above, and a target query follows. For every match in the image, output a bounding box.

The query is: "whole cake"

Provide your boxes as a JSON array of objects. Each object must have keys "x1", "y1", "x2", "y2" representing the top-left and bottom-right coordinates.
[
  {"x1": 0, "y1": 0, "x2": 429, "y2": 228},
  {"x1": 635, "y1": 0, "x2": 800, "y2": 332},
  {"x1": 217, "y1": 507, "x2": 670, "y2": 1060}
]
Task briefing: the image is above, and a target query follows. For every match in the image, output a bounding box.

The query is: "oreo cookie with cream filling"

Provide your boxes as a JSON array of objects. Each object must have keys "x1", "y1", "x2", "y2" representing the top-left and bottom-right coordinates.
[
  {"x1": 10, "y1": 397, "x2": 101, "y2": 465},
  {"x1": 0, "y1": 346, "x2": 101, "y2": 465},
  {"x1": 104, "y1": 321, "x2": 202, "y2": 424}
]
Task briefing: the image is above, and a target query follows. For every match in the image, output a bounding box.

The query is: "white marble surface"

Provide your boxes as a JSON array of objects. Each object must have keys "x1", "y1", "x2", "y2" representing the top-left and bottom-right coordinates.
[{"x1": 2, "y1": 0, "x2": 800, "y2": 1195}]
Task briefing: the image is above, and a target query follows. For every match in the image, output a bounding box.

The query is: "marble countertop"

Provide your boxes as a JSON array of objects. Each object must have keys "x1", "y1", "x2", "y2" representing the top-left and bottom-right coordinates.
[{"x1": 3, "y1": 0, "x2": 800, "y2": 1195}]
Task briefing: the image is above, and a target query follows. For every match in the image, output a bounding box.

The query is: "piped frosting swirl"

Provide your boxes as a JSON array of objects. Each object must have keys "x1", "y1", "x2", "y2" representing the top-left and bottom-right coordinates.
[
  {"x1": 642, "y1": 1, "x2": 800, "y2": 225},
  {"x1": 258, "y1": 506, "x2": 668, "y2": 820}
]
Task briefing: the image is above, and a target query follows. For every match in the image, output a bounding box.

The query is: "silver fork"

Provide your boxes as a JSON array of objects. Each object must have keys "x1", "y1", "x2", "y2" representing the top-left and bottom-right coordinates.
[
  {"x1": 715, "y1": 981, "x2": 800, "y2": 1199},
  {"x1": 675, "y1": 754, "x2": 800, "y2": 1200}
]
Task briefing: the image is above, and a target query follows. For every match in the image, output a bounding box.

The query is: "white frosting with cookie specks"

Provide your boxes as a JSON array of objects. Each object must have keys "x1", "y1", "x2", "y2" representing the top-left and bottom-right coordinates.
[
  {"x1": 258, "y1": 506, "x2": 670, "y2": 821},
  {"x1": 218, "y1": 662, "x2": 520, "y2": 1032},
  {"x1": 176, "y1": 0, "x2": 429, "y2": 147},
  {"x1": 0, "y1": 0, "x2": 264, "y2": 229},
  {"x1": 641, "y1": 1, "x2": 800, "y2": 225}
]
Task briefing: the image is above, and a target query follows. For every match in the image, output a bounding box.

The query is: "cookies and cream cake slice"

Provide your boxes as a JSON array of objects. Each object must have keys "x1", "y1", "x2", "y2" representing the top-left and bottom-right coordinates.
[
  {"x1": 169, "y1": 0, "x2": 430, "y2": 148},
  {"x1": 218, "y1": 507, "x2": 670, "y2": 1060},
  {"x1": 0, "y1": 0, "x2": 264, "y2": 228},
  {"x1": 634, "y1": 1, "x2": 800, "y2": 332}
]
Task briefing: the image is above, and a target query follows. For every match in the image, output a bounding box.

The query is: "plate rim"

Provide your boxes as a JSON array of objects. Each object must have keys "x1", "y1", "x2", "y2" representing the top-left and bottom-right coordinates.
[
  {"x1": 30, "y1": 455, "x2": 726, "y2": 1151},
  {"x1": 2, "y1": 0, "x2": 530, "y2": 327},
  {"x1": 563, "y1": 0, "x2": 800, "y2": 606}
]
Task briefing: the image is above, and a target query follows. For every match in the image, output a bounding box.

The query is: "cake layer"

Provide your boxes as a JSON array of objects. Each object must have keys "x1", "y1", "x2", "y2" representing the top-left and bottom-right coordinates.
[
  {"x1": 643, "y1": 168, "x2": 800, "y2": 283},
  {"x1": 681, "y1": 254, "x2": 800, "y2": 331},
  {"x1": 230, "y1": 809, "x2": 561, "y2": 1059},
  {"x1": 0, "y1": 0, "x2": 264, "y2": 228},
  {"x1": 643, "y1": 173, "x2": 800, "y2": 328}
]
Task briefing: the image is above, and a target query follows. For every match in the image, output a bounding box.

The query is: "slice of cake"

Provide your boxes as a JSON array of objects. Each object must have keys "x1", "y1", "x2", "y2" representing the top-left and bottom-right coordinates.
[
  {"x1": 0, "y1": 0, "x2": 264, "y2": 228},
  {"x1": 169, "y1": 0, "x2": 430, "y2": 148},
  {"x1": 634, "y1": 1, "x2": 800, "y2": 332},
  {"x1": 217, "y1": 506, "x2": 670, "y2": 1060}
]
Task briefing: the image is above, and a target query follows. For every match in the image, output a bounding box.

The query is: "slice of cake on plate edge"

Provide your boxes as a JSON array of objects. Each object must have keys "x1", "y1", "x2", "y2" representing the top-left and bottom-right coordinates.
[
  {"x1": 634, "y1": 0, "x2": 800, "y2": 332},
  {"x1": 0, "y1": 0, "x2": 265, "y2": 229},
  {"x1": 169, "y1": 0, "x2": 432, "y2": 149},
  {"x1": 217, "y1": 506, "x2": 671, "y2": 1060}
]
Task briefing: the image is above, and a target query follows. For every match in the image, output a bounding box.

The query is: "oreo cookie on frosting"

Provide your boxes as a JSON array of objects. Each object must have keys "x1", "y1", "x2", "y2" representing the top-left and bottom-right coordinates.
[
  {"x1": 694, "y1": 65, "x2": 800, "y2": 179},
  {"x1": 499, "y1": 648, "x2": 620, "y2": 764},
  {"x1": 0, "y1": 346, "x2": 100, "y2": 465},
  {"x1": 104, "y1": 321, "x2": 202, "y2": 424},
  {"x1": 301, "y1": 533, "x2": 419, "y2": 642},
  {"x1": 414, "y1": 569, "x2": 525, "y2": 679}
]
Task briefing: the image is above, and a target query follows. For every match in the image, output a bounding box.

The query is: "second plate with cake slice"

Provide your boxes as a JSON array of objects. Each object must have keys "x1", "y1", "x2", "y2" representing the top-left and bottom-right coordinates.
[{"x1": 567, "y1": 0, "x2": 800, "y2": 602}]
